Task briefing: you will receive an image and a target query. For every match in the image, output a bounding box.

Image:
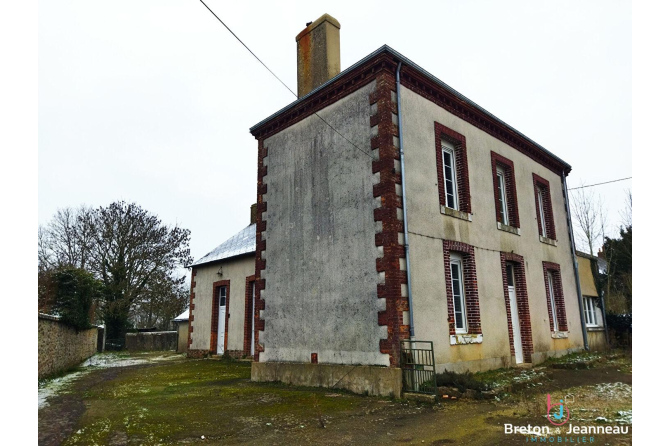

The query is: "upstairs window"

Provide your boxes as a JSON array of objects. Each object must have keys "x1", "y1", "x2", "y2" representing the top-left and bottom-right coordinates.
[
  {"x1": 533, "y1": 174, "x2": 557, "y2": 241},
  {"x1": 442, "y1": 141, "x2": 459, "y2": 210},
  {"x1": 434, "y1": 122, "x2": 471, "y2": 216},
  {"x1": 490, "y1": 152, "x2": 520, "y2": 229}
]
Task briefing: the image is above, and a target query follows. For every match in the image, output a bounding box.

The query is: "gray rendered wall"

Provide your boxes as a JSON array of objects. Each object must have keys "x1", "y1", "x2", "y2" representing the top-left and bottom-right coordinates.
[{"x1": 260, "y1": 81, "x2": 388, "y2": 366}]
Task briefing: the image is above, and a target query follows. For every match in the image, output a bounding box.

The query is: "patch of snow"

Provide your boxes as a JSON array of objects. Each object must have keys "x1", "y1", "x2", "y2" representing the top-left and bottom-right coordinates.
[{"x1": 38, "y1": 371, "x2": 84, "y2": 409}]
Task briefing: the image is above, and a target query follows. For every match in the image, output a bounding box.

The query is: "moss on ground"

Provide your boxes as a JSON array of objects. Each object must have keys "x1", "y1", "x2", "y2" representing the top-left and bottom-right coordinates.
[{"x1": 63, "y1": 359, "x2": 367, "y2": 445}]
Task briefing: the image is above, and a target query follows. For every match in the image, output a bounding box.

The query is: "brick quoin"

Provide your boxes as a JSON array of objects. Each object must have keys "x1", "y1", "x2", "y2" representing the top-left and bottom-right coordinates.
[
  {"x1": 499, "y1": 252, "x2": 534, "y2": 363},
  {"x1": 253, "y1": 138, "x2": 268, "y2": 362},
  {"x1": 434, "y1": 122, "x2": 471, "y2": 214},
  {"x1": 187, "y1": 269, "x2": 196, "y2": 347},
  {"x1": 490, "y1": 151, "x2": 520, "y2": 228},
  {"x1": 542, "y1": 261, "x2": 568, "y2": 332},
  {"x1": 533, "y1": 173, "x2": 557, "y2": 240},
  {"x1": 371, "y1": 69, "x2": 408, "y2": 367},
  {"x1": 442, "y1": 240, "x2": 482, "y2": 336},
  {"x1": 210, "y1": 280, "x2": 230, "y2": 354}
]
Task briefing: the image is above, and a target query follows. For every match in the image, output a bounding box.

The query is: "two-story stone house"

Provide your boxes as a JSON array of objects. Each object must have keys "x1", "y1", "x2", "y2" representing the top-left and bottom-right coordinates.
[{"x1": 243, "y1": 14, "x2": 587, "y2": 396}]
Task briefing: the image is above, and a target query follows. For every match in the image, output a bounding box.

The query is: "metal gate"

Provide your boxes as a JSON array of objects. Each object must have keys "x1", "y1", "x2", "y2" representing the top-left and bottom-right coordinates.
[{"x1": 400, "y1": 339, "x2": 437, "y2": 395}]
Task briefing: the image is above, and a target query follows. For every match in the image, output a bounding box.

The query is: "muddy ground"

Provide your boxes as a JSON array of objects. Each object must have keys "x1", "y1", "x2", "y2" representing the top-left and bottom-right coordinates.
[{"x1": 38, "y1": 351, "x2": 632, "y2": 445}]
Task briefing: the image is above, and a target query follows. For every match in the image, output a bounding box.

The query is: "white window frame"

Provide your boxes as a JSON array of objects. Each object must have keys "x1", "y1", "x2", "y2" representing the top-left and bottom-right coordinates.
[
  {"x1": 219, "y1": 286, "x2": 227, "y2": 307},
  {"x1": 537, "y1": 186, "x2": 547, "y2": 238},
  {"x1": 450, "y1": 253, "x2": 467, "y2": 334},
  {"x1": 547, "y1": 272, "x2": 559, "y2": 331},
  {"x1": 496, "y1": 165, "x2": 509, "y2": 226},
  {"x1": 583, "y1": 296, "x2": 598, "y2": 327},
  {"x1": 442, "y1": 141, "x2": 459, "y2": 211}
]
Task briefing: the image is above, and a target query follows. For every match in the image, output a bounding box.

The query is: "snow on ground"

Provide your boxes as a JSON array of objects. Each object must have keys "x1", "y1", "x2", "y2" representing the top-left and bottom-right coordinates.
[{"x1": 39, "y1": 352, "x2": 183, "y2": 409}]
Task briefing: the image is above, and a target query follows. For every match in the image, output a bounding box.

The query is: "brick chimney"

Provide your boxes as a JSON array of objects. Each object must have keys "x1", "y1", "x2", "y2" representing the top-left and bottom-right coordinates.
[{"x1": 296, "y1": 14, "x2": 341, "y2": 98}]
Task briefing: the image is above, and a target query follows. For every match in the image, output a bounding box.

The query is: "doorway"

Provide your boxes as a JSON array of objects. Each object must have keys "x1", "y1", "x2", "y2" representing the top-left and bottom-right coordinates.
[
  {"x1": 217, "y1": 286, "x2": 227, "y2": 355},
  {"x1": 506, "y1": 263, "x2": 524, "y2": 365}
]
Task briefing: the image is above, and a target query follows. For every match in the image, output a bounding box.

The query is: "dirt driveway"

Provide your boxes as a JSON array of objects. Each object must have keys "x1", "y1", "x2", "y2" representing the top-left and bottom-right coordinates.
[{"x1": 38, "y1": 352, "x2": 632, "y2": 445}]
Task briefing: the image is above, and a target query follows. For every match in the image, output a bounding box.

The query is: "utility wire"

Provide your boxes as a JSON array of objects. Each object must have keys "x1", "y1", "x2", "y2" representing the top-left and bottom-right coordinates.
[
  {"x1": 568, "y1": 177, "x2": 631, "y2": 191},
  {"x1": 197, "y1": 0, "x2": 374, "y2": 160},
  {"x1": 198, "y1": 0, "x2": 296, "y2": 97}
]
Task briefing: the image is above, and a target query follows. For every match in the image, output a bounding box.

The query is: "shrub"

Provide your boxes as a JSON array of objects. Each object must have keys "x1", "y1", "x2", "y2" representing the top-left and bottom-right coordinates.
[{"x1": 51, "y1": 267, "x2": 101, "y2": 331}]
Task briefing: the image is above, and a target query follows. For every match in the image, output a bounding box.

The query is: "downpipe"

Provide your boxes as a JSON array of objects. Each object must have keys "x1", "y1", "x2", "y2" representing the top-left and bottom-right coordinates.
[{"x1": 562, "y1": 171, "x2": 589, "y2": 351}]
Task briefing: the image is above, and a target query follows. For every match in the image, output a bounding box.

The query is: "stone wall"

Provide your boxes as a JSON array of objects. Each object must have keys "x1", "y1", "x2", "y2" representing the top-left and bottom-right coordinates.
[
  {"x1": 125, "y1": 331, "x2": 177, "y2": 352},
  {"x1": 38, "y1": 314, "x2": 98, "y2": 379}
]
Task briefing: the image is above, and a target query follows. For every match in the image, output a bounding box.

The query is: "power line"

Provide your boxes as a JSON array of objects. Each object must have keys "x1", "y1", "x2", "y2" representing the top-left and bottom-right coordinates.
[
  {"x1": 198, "y1": 0, "x2": 296, "y2": 97},
  {"x1": 197, "y1": 1, "x2": 374, "y2": 161},
  {"x1": 568, "y1": 177, "x2": 631, "y2": 191}
]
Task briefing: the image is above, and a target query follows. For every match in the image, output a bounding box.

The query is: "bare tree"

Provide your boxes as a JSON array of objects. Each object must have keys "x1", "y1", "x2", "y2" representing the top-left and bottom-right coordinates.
[
  {"x1": 569, "y1": 185, "x2": 606, "y2": 256},
  {"x1": 620, "y1": 189, "x2": 632, "y2": 229},
  {"x1": 38, "y1": 206, "x2": 95, "y2": 270}
]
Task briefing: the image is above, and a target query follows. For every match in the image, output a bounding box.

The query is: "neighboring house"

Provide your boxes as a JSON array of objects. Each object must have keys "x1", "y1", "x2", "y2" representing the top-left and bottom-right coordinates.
[
  {"x1": 576, "y1": 251, "x2": 608, "y2": 350},
  {"x1": 186, "y1": 205, "x2": 257, "y2": 358},
  {"x1": 246, "y1": 14, "x2": 589, "y2": 395},
  {"x1": 173, "y1": 309, "x2": 190, "y2": 353}
]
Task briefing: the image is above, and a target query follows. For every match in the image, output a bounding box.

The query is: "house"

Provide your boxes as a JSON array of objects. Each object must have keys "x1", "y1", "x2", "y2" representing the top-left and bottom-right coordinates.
[
  {"x1": 245, "y1": 14, "x2": 589, "y2": 396},
  {"x1": 575, "y1": 251, "x2": 608, "y2": 350},
  {"x1": 173, "y1": 309, "x2": 190, "y2": 353},
  {"x1": 186, "y1": 205, "x2": 257, "y2": 358}
]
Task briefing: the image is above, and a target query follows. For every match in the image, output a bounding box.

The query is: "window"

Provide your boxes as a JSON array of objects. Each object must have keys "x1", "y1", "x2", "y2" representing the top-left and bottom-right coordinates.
[
  {"x1": 533, "y1": 174, "x2": 556, "y2": 241},
  {"x1": 542, "y1": 262, "x2": 568, "y2": 332},
  {"x1": 490, "y1": 152, "x2": 519, "y2": 229},
  {"x1": 450, "y1": 253, "x2": 467, "y2": 333},
  {"x1": 496, "y1": 165, "x2": 509, "y2": 225},
  {"x1": 583, "y1": 296, "x2": 599, "y2": 327},
  {"x1": 443, "y1": 240, "x2": 482, "y2": 339},
  {"x1": 434, "y1": 122, "x2": 471, "y2": 216},
  {"x1": 442, "y1": 141, "x2": 459, "y2": 210},
  {"x1": 547, "y1": 271, "x2": 558, "y2": 330}
]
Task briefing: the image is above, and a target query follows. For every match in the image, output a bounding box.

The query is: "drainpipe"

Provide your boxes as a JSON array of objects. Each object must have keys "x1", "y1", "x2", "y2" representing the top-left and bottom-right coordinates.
[
  {"x1": 396, "y1": 62, "x2": 415, "y2": 339},
  {"x1": 561, "y1": 171, "x2": 589, "y2": 351}
]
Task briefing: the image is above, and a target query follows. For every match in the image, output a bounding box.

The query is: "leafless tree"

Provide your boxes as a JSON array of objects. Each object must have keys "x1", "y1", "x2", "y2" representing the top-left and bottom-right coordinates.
[
  {"x1": 38, "y1": 206, "x2": 95, "y2": 271},
  {"x1": 570, "y1": 185, "x2": 606, "y2": 256},
  {"x1": 620, "y1": 189, "x2": 632, "y2": 229}
]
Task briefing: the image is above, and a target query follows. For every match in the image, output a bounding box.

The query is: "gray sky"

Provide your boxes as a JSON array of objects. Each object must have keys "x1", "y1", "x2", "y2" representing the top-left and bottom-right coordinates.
[{"x1": 39, "y1": 0, "x2": 631, "y2": 261}]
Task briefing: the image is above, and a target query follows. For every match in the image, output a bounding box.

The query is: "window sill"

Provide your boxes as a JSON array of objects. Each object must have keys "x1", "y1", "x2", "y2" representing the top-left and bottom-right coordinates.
[
  {"x1": 587, "y1": 326, "x2": 604, "y2": 332},
  {"x1": 450, "y1": 333, "x2": 483, "y2": 345},
  {"x1": 440, "y1": 205, "x2": 472, "y2": 222},
  {"x1": 551, "y1": 331, "x2": 569, "y2": 339},
  {"x1": 540, "y1": 236, "x2": 557, "y2": 246},
  {"x1": 497, "y1": 222, "x2": 520, "y2": 236}
]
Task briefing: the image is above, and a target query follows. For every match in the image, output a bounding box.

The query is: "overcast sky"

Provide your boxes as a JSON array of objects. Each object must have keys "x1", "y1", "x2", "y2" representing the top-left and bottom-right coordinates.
[{"x1": 38, "y1": 0, "x2": 631, "y2": 261}]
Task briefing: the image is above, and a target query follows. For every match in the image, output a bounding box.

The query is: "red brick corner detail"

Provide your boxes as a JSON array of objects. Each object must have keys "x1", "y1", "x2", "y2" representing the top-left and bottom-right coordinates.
[
  {"x1": 243, "y1": 275, "x2": 255, "y2": 356},
  {"x1": 253, "y1": 139, "x2": 268, "y2": 362},
  {"x1": 187, "y1": 269, "x2": 196, "y2": 347},
  {"x1": 370, "y1": 70, "x2": 408, "y2": 366}
]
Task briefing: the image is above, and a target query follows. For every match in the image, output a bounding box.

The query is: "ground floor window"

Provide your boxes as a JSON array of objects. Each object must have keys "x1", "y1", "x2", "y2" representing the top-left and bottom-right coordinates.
[{"x1": 583, "y1": 296, "x2": 599, "y2": 326}]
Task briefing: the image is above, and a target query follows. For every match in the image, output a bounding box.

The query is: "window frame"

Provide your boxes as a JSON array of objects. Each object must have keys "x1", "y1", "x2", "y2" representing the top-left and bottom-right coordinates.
[
  {"x1": 434, "y1": 122, "x2": 471, "y2": 216},
  {"x1": 533, "y1": 174, "x2": 556, "y2": 241},
  {"x1": 542, "y1": 262, "x2": 568, "y2": 333},
  {"x1": 583, "y1": 296, "x2": 598, "y2": 327},
  {"x1": 490, "y1": 152, "x2": 520, "y2": 229},
  {"x1": 496, "y1": 165, "x2": 509, "y2": 225},
  {"x1": 442, "y1": 141, "x2": 459, "y2": 211},
  {"x1": 450, "y1": 253, "x2": 467, "y2": 334}
]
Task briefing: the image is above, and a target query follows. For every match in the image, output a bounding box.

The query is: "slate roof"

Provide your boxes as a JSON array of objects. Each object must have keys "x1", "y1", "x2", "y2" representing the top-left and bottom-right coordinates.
[
  {"x1": 190, "y1": 223, "x2": 256, "y2": 267},
  {"x1": 173, "y1": 309, "x2": 190, "y2": 322}
]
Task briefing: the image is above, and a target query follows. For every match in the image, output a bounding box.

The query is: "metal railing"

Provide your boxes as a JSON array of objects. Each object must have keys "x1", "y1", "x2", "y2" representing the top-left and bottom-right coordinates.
[{"x1": 400, "y1": 339, "x2": 437, "y2": 395}]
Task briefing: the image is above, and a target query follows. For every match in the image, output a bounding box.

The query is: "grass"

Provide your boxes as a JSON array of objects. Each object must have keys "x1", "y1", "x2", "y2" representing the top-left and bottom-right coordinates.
[{"x1": 62, "y1": 359, "x2": 368, "y2": 445}]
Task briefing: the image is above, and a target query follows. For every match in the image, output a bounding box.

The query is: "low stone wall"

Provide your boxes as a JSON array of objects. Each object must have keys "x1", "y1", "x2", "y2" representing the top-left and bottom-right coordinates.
[
  {"x1": 125, "y1": 331, "x2": 177, "y2": 352},
  {"x1": 251, "y1": 362, "x2": 402, "y2": 397},
  {"x1": 38, "y1": 314, "x2": 98, "y2": 379}
]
